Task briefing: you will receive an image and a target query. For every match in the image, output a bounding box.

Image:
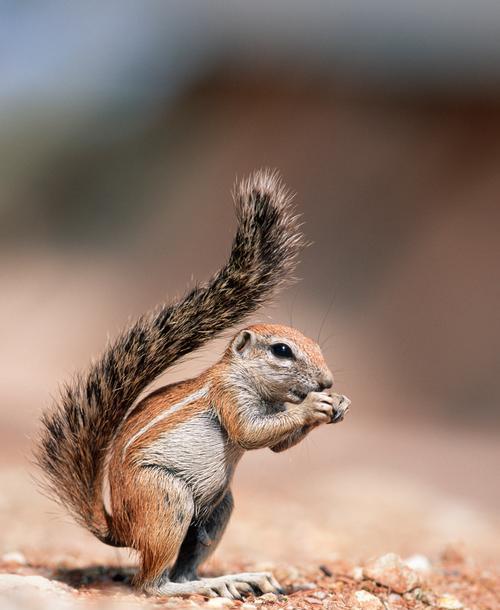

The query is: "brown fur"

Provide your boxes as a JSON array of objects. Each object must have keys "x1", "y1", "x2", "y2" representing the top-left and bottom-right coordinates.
[
  {"x1": 116, "y1": 378, "x2": 210, "y2": 463},
  {"x1": 113, "y1": 462, "x2": 194, "y2": 585}
]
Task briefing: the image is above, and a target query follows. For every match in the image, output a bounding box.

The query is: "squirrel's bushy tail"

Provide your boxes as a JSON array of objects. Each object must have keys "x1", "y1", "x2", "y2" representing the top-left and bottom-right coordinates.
[{"x1": 35, "y1": 169, "x2": 304, "y2": 539}]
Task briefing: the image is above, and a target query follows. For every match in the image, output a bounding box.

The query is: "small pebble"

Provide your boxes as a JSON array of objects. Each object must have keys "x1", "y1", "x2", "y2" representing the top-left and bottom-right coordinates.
[
  {"x1": 241, "y1": 604, "x2": 257, "y2": 610},
  {"x1": 404, "y1": 554, "x2": 431, "y2": 572},
  {"x1": 1, "y1": 551, "x2": 27, "y2": 565},
  {"x1": 291, "y1": 581, "x2": 316, "y2": 591},
  {"x1": 351, "y1": 590, "x2": 384, "y2": 610},
  {"x1": 206, "y1": 597, "x2": 234, "y2": 608},
  {"x1": 364, "y1": 553, "x2": 420, "y2": 593},
  {"x1": 351, "y1": 566, "x2": 364, "y2": 581},
  {"x1": 319, "y1": 565, "x2": 333, "y2": 577},
  {"x1": 259, "y1": 593, "x2": 278, "y2": 603},
  {"x1": 313, "y1": 591, "x2": 328, "y2": 600},
  {"x1": 436, "y1": 594, "x2": 464, "y2": 609}
]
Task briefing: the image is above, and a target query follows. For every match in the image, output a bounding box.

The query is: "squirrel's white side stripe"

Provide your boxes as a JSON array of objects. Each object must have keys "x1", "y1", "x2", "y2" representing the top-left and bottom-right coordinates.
[
  {"x1": 121, "y1": 385, "x2": 210, "y2": 459},
  {"x1": 102, "y1": 385, "x2": 210, "y2": 515}
]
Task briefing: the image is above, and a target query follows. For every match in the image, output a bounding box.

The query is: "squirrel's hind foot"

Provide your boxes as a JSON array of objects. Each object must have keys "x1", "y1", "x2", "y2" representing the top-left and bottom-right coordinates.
[{"x1": 147, "y1": 572, "x2": 282, "y2": 599}]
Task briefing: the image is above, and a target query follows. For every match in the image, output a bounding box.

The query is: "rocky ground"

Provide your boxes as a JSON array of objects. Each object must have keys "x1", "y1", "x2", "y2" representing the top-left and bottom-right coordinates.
[
  {"x1": 0, "y1": 548, "x2": 497, "y2": 610},
  {"x1": 0, "y1": 418, "x2": 498, "y2": 609}
]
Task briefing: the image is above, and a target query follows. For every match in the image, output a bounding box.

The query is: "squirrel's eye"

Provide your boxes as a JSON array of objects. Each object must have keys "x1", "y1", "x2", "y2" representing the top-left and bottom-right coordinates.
[{"x1": 270, "y1": 343, "x2": 294, "y2": 359}]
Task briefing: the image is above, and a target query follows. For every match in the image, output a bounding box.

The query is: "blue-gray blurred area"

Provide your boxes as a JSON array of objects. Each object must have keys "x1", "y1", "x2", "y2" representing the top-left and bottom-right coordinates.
[{"x1": 1, "y1": 2, "x2": 499, "y2": 509}]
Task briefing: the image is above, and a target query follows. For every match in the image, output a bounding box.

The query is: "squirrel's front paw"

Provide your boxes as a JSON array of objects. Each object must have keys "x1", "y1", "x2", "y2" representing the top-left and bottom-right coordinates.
[
  {"x1": 328, "y1": 393, "x2": 351, "y2": 424},
  {"x1": 297, "y1": 391, "x2": 334, "y2": 425}
]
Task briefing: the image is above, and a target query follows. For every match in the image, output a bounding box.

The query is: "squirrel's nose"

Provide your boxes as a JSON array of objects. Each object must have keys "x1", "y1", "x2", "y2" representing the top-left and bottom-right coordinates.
[{"x1": 317, "y1": 372, "x2": 333, "y2": 391}]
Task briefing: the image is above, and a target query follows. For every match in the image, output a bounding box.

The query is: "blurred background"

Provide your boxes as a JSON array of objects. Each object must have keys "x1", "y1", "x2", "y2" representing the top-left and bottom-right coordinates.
[{"x1": 0, "y1": 2, "x2": 499, "y2": 570}]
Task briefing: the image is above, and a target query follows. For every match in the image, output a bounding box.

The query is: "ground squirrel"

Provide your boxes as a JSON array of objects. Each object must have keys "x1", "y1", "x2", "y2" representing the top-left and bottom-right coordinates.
[{"x1": 35, "y1": 170, "x2": 350, "y2": 598}]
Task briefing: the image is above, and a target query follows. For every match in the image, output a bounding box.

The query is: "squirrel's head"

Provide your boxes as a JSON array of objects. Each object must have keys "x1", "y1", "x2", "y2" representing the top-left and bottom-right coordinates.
[{"x1": 225, "y1": 323, "x2": 333, "y2": 404}]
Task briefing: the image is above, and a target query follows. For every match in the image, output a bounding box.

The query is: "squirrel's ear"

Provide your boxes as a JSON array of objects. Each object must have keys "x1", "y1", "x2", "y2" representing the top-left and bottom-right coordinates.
[{"x1": 232, "y1": 330, "x2": 255, "y2": 356}]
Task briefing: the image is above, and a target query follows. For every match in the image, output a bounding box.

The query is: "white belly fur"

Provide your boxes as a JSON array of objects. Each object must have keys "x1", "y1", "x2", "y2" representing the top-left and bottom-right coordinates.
[{"x1": 141, "y1": 410, "x2": 244, "y2": 517}]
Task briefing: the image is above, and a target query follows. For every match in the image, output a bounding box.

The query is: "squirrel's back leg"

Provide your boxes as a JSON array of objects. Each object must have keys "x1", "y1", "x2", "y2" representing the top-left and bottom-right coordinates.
[
  {"x1": 167, "y1": 490, "x2": 283, "y2": 598},
  {"x1": 169, "y1": 490, "x2": 234, "y2": 583},
  {"x1": 112, "y1": 466, "x2": 194, "y2": 591},
  {"x1": 114, "y1": 470, "x2": 282, "y2": 598}
]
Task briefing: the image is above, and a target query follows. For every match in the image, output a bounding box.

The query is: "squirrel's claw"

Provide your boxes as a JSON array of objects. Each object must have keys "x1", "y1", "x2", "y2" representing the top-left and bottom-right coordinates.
[{"x1": 328, "y1": 393, "x2": 351, "y2": 424}]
